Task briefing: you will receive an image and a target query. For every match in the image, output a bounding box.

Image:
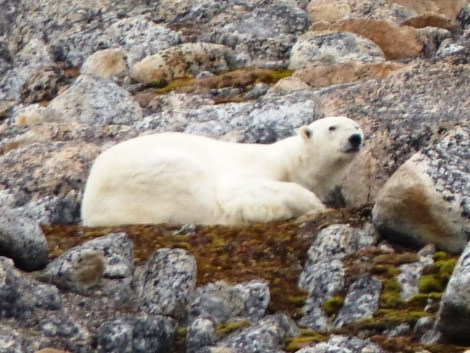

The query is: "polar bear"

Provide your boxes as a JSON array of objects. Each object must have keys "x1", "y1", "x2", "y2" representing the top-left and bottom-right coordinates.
[{"x1": 81, "y1": 116, "x2": 363, "y2": 226}]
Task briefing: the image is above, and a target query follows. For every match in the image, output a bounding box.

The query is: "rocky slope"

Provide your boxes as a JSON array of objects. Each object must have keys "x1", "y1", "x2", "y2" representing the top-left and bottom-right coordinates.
[{"x1": 0, "y1": 0, "x2": 470, "y2": 352}]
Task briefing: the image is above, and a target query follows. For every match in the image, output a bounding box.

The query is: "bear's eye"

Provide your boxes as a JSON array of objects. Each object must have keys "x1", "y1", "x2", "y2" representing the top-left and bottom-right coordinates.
[{"x1": 329, "y1": 126, "x2": 336, "y2": 131}]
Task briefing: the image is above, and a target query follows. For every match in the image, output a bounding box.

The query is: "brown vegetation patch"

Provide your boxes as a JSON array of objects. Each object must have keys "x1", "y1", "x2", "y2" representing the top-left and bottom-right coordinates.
[{"x1": 43, "y1": 206, "x2": 372, "y2": 314}]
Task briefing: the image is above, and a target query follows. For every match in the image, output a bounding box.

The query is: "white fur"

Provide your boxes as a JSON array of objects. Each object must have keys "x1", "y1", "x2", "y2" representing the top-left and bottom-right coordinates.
[{"x1": 81, "y1": 116, "x2": 363, "y2": 226}]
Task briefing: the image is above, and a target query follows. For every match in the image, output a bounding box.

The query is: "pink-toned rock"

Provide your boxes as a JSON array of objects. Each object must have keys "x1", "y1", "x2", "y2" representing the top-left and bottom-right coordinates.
[
  {"x1": 313, "y1": 19, "x2": 424, "y2": 60},
  {"x1": 390, "y1": 0, "x2": 467, "y2": 19},
  {"x1": 401, "y1": 14, "x2": 460, "y2": 31},
  {"x1": 293, "y1": 61, "x2": 406, "y2": 88},
  {"x1": 372, "y1": 125, "x2": 470, "y2": 254}
]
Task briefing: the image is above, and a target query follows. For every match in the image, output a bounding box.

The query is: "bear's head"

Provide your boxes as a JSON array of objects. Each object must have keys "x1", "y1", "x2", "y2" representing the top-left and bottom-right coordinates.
[
  {"x1": 298, "y1": 116, "x2": 363, "y2": 159},
  {"x1": 293, "y1": 116, "x2": 363, "y2": 197}
]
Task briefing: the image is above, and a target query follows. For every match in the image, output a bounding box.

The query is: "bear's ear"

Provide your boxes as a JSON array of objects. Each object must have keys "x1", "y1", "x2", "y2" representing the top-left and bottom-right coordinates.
[{"x1": 298, "y1": 126, "x2": 312, "y2": 141}]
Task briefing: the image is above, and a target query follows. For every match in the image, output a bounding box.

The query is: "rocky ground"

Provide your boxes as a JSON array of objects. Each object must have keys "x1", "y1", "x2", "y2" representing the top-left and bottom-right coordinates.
[{"x1": 0, "y1": 0, "x2": 470, "y2": 352}]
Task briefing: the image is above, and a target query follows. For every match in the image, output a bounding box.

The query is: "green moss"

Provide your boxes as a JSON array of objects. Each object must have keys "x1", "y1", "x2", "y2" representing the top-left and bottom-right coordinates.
[
  {"x1": 216, "y1": 321, "x2": 250, "y2": 336},
  {"x1": 321, "y1": 296, "x2": 344, "y2": 316},
  {"x1": 380, "y1": 292, "x2": 404, "y2": 309},
  {"x1": 371, "y1": 264, "x2": 399, "y2": 277},
  {"x1": 408, "y1": 293, "x2": 430, "y2": 307},
  {"x1": 284, "y1": 333, "x2": 327, "y2": 352},
  {"x1": 418, "y1": 274, "x2": 444, "y2": 294},
  {"x1": 435, "y1": 258, "x2": 457, "y2": 278},
  {"x1": 353, "y1": 309, "x2": 431, "y2": 331},
  {"x1": 288, "y1": 295, "x2": 307, "y2": 308},
  {"x1": 155, "y1": 77, "x2": 194, "y2": 94},
  {"x1": 383, "y1": 278, "x2": 401, "y2": 292},
  {"x1": 433, "y1": 251, "x2": 449, "y2": 261}
]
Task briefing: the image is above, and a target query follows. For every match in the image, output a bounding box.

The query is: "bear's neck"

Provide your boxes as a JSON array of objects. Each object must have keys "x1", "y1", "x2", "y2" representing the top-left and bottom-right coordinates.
[{"x1": 270, "y1": 136, "x2": 348, "y2": 196}]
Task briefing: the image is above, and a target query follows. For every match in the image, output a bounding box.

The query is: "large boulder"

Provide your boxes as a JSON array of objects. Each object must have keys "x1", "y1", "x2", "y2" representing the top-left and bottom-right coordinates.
[{"x1": 372, "y1": 125, "x2": 470, "y2": 253}]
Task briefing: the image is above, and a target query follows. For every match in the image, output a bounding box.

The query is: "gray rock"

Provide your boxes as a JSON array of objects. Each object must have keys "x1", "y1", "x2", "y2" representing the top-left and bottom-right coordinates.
[
  {"x1": 38, "y1": 313, "x2": 91, "y2": 351},
  {"x1": 0, "y1": 208, "x2": 48, "y2": 271},
  {"x1": 203, "y1": 2, "x2": 310, "y2": 67},
  {"x1": 132, "y1": 314, "x2": 175, "y2": 353},
  {"x1": 398, "y1": 248, "x2": 434, "y2": 301},
  {"x1": 138, "y1": 248, "x2": 197, "y2": 320},
  {"x1": 105, "y1": 16, "x2": 181, "y2": 67},
  {"x1": 189, "y1": 280, "x2": 269, "y2": 323},
  {"x1": 289, "y1": 31, "x2": 385, "y2": 70},
  {"x1": 303, "y1": 224, "x2": 378, "y2": 265},
  {"x1": 0, "y1": 38, "x2": 54, "y2": 100},
  {"x1": 298, "y1": 224, "x2": 378, "y2": 330},
  {"x1": 297, "y1": 334, "x2": 385, "y2": 353},
  {"x1": 384, "y1": 323, "x2": 411, "y2": 338},
  {"x1": 298, "y1": 259, "x2": 345, "y2": 331},
  {"x1": 219, "y1": 314, "x2": 300, "y2": 353},
  {"x1": 0, "y1": 257, "x2": 61, "y2": 321},
  {"x1": 413, "y1": 316, "x2": 435, "y2": 339},
  {"x1": 0, "y1": 141, "x2": 100, "y2": 219},
  {"x1": 140, "y1": 90, "x2": 323, "y2": 143},
  {"x1": 189, "y1": 281, "x2": 246, "y2": 323},
  {"x1": 234, "y1": 280, "x2": 270, "y2": 321},
  {"x1": 435, "y1": 241, "x2": 470, "y2": 343},
  {"x1": 333, "y1": 276, "x2": 382, "y2": 328},
  {"x1": 97, "y1": 319, "x2": 134, "y2": 353},
  {"x1": 187, "y1": 317, "x2": 216, "y2": 353},
  {"x1": 45, "y1": 74, "x2": 143, "y2": 125},
  {"x1": 40, "y1": 233, "x2": 134, "y2": 301},
  {"x1": 372, "y1": 125, "x2": 470, "y2": 253},
  {"x1": 18, "y1": 195, "x2": 80, "y2": 225}
]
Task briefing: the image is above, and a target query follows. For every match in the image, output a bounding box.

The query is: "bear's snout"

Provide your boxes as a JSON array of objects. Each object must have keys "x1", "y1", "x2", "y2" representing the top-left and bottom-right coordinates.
[{"x1": 348, "y1": 133, "x2": 362, "y2": 149}]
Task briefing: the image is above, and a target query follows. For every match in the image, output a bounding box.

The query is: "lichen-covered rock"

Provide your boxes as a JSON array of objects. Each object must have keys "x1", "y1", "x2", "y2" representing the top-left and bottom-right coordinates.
[
  {"x1": 39, "y1": 232, "x2": 134, "y2": 301},
  {"x1": 372, "y1": 125, "x2": 470, "y2": 253},
  {"x1": 38, "y1": 314, "x2": 90, "y2": 352},
  {"x1": 289, "y1": 31, "x2": 385, "y2": 70},
  {"x1": 218, "y1": 314, "x2": 300, "y2": 353},
  {"x1": 313, "y1": 19, "x2": 424, "y2": 60},
  {"x1": 0, "y1": 257, "x2": 61, "y2": 319},
  {"x1": 398, "y1": 246, "x2": 435, "y2": 300},
  {"x1": 0, "y1": 208, "x2": 48, "y2": 271},
  {"x1": 0, "y1": 38, "x2": 54, "y2": 100},
  {"x1": 137, "y1": 248, "x2": 197, "y2": 320},
  {"x1": 138, "y1": 89, "x2": 323, "y2": 144},
  {"x1": 333, "y1": 276, "x2": 382, "y2": 328},
  {"x1": 187, "y1": 317, "x2": 216, "y2": 353},
  {"x1": 20, "y1": 66, "x2": 72, "y2": 105},
  {"x1": 293, "y1": 61, "x2": 406, "y2": 88},
  {"x1": 132, "y1": 314, "x2": 175, "y2": 353},
  {"x1": 44, "y1": 74, "x2": 142, "y2": 125},
  {"x1": 202, "y1": 2, "x2": 311, "y2": 67},
  {"x1": 97, "y1": 319, "x2": 133, "y2": 353},
  {"x1": 130, "y1": 43, "x2": 234, "y2": 83},
  {"x1": 234, "y1": 280, "x2": 270, "y2": 321},
  {"x1": 298, "y1": 224, "x2": 378, "y2": 330},
  {"x1": 435, "y1": 241, "x2": 470, "y2": 343},
  {"x1": 302, "y1": 223, "x2": 378, "y2": 265},
  {"x1": 298, "y1": 259, "x2": 344, "y2": 331},
  {"x1": 189, "y1": 280, "x2": 269, "y2": 323},
  {"x1": 105, "y1": 16, "x2": 181, "y2": 67},
  {"x1": 0, "y1": 141, "x2": 100, "y2": 220},
  {"x1": 297, "y1": 334, "x2": 385, "y2": 353},
  {"x1": 306, "y1": 0, "x2": 416, "y2": 23}
]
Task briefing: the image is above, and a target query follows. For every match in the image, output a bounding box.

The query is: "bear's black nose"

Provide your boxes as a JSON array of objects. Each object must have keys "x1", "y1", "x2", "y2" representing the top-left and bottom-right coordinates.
[{"x1": 349, "y1": 134, "x2": 362, "y2": 147}]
